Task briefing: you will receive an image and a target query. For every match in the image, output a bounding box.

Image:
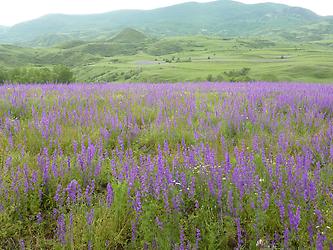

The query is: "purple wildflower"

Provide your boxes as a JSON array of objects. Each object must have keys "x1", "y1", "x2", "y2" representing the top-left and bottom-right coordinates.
[
  {"x1": 19, "y1": 239, "x2": 25, "y2": 250},
  {"x1": 263, "y1": 192, "x2": 270, "y2": 210},
  {"x1": 56, "y1": 214, "x2": 66, "y2": 245},
  {"x1": 106, "y1": 183, "x2": 113, "y2": 207},
  {"x1": 86, "y1": 208, "x2": 94, "y2": 226},
  {"x1": 283, "y1": 227, "x2": 289, "y2": 249},
  {"x1": 155, "y1": 217, "x2": 163, "y2": 229},
  {"x1": 179, "y1": 226, "x2": 185, "y2": 250},
  {"x1": 288, "y1": 205, "x2": 301, "y2": 233},
  {"x1": 66, "y1": 180, "x2": 80, "y2": 203},
  {"x1": 36, "y1": 212, "x2": 43, "y2": 224},
  {"x1": 195, "y1": 228, "x2": 201, "y2": 250},
  {"x1": 308, "y1": 224, "x2": 314, "y2": 246},
  {"x1": 316, "y1": 233, "x2": 326, "y2": 250},
  {"x1": 236, "y1": 218, "x2": 242, "y2": 248},
  {"x1": 88, "y1": 240, "x2": 92, "y2": 250},
  {"x1": 132, "y1": 221, "x2": 137, "y2": 241},
  {"x1": 133, "y1": 190, "x2": 142, "y2": 213},
  {"x1": 54, "y1": 184, "x2": 62, "y2": 204},
  {"x1": 85, "y1": 180, "x2": 95, "y2": 206}
]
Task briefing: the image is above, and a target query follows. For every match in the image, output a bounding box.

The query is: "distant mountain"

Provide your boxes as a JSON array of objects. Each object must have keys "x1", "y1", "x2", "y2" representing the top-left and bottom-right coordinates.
[
  {"x1": 0, "y1": 26, "x2": 8, "y2": 34},
  {"x1": 0, "y1": 0, "x2": 332, "y2": 46}
]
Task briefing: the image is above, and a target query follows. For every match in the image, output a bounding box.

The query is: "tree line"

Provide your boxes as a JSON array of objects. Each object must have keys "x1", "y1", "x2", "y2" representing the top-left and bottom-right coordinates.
[{"x1": 0, "y1": 65, "x2": 75, "y2": 84}]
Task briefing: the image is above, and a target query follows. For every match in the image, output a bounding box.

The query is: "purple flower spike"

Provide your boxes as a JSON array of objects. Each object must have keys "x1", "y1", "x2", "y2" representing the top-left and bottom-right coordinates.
[
  {"x1": 288, "y1": 205, "x2": 301, "y2": 233},
  {"x1": 283, "y1": 227, "x2": 289, "y2": 249},
  {"x1": 236, "y1": 218, "x2": 242, "y2": 249},
  {"x1": 36, "y1": 212, "x2": 43, "y2": 224},
  {"x1": 316, "y1": 233, "x2": 326, "y2": 250},
  {"x1": 106, "y1": 183, "x2": 113, "y2": 207},
  {"x1": 66, "y1": 180, "x2": 80, "y2": 203},
  {"x1": 19, "y1": 239, "x2": 25, "y2": 250},
  {"x1": 179, "y1": 226, "x2": 185, "y2": 250},
  {"x1": 86, "y1": 208, "x2": 94, "y2": 226},
  {"x1": 195, "y1": 228, "x2": 201, "y2": 250},
  {"x1": 56, "y1": 214, "x2": 66, "y2": 245},
  {"x1": 133, "y1": 190, "x2": 142, "y2": 213}
]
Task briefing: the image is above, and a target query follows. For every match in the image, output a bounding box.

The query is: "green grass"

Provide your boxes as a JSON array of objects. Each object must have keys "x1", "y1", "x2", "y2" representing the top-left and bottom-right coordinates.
[
  {"x1": 73, "y1": 36, "x2": 333, "y2": 83},
  {"x1": 1, "y1": 35, "x2": 333, "y2": 83}
]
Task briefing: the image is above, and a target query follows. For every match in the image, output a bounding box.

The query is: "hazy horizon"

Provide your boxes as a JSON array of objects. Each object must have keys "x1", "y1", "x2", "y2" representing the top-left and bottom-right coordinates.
[{"x1": 0, "y1": 0, "x2": 332, "y2": 26}]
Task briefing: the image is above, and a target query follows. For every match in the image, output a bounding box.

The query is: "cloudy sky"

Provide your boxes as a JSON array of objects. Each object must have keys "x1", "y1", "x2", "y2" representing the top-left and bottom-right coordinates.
[{"x1": 0, "y1": 0, "x2": 332, "y2": 26}]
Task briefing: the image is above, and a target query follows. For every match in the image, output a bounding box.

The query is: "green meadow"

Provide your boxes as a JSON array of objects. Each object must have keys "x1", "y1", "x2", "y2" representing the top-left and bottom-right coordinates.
[{"x1": 1, "y1": 33, "x2": 333, "y2": 83}]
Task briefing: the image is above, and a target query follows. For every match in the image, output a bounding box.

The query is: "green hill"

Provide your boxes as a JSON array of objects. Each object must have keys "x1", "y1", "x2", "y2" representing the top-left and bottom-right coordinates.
[
  {"x1": 0, "y1": 28, "x2": 150, "y2": 67},
  {"x1": 0, "y1": 0, "x2": 332, "y2": 46},
  {"x1": 1, "y1": 33, "x2": 333, "y2": 84},
  {"x1": 110, "y1": 28, "x2": 148, "y2": 43}
]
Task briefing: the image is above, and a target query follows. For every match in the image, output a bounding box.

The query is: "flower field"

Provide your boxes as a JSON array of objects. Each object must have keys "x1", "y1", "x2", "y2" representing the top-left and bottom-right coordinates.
[{"x1": 0, "y1": 82, "x2": 332, "y2": 249}]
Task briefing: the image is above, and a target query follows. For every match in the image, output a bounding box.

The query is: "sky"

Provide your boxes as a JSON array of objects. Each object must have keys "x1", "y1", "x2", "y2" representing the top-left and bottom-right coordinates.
[{"x1": 0, "y1": 0, "x2": 332, "y2": 26}]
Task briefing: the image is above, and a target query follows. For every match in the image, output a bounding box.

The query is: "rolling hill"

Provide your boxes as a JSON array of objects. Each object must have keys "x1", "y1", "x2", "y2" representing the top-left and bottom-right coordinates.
[
  {"x1": 110, "y1": 28, "x2": 148, "y2": 43},
  {"x1": 1, "y1": 30, "x2": 333, "y2": 84},
  {"x1": 0, "y1": 0, "x2": 332, "y2": 46}
]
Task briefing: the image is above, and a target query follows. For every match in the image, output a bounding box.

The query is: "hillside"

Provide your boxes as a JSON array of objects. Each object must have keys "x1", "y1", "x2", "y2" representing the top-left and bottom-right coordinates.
[
  {"x1": 110, "y1": 28, "x2": 148, "y2": 43},
  {"x1": 1, "y1": 32, "x2": 333, "y2": 83},
  {"x1": 0, "y1": 0, "x2": 331, "y2": 46}
]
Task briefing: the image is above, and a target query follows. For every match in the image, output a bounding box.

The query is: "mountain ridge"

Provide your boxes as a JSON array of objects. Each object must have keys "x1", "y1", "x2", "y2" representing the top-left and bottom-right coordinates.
[
  {"x1": 0, "y1": 25, "x2": 8, "y2": 34},
  {"x1": 0, "y1": 0, "x2": 331, "y2": 46}
]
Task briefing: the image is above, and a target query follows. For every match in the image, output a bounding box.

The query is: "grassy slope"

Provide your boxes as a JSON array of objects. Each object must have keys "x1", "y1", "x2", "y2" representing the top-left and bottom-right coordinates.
[
  {"x1": 1, "y1": 35, "x2": 333, "y2": 83},
  {"x1": 72, "y1": 36, "x2": 333, "y2": 83}
]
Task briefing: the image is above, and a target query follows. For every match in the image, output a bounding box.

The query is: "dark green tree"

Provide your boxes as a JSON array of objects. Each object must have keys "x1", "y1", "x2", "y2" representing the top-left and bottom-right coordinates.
[
  {"x1": 207, "y1": 74, "x2": 213, "y2": 82},
  {"x1": 0, "y1": 68, "x2": 8, "y2": 83},
  {"x1": 53, "y1": 65, "x2": 75, "y2": 83}
]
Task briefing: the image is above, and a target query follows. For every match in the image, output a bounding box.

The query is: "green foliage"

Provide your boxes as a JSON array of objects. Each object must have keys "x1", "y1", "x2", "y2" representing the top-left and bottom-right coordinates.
[
  {"x1": 147, "y1": 40, "x2": 183, "y2": 56},
  {"x1": 0, "y1": 65, "x2": 75, "y2": 83},
  {"x1": 123, "y1": 69, "x2": 142, "y2": 80},
  {"x1": 207, "y1": 73, "x2": 225, "y2": 82},
  {"x1": 206, "y1": 68, "x2": 252, "y2": 83},
  {"x1": 207, "y1": 74, "x2": 213, "y2": 82},
  {"x1": 53, "y1": 65, "x2": 75, "y2": 83},
  {"x1": 224, "y1": 68, "x2": 252, "y2": 82},
  {"x1": 0, "y1": 67, "x2": 8, "y2": 83}
]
